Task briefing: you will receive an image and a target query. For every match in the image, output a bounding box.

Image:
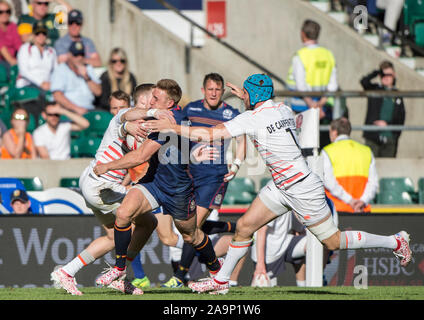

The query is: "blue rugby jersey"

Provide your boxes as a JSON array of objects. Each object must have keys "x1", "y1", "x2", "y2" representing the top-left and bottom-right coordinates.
[
  {"x1": 182, "y1": 100, "x2": 240, "y2": 183},
  {"x1": 147, "y1": 106, "x2": 194, "y2": 195}
]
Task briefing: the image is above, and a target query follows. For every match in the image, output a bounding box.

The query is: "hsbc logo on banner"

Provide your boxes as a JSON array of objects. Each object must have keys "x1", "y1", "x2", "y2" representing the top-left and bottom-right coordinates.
[{"x1": 207, "y1": 1, "x2": 226, "y2": 38}]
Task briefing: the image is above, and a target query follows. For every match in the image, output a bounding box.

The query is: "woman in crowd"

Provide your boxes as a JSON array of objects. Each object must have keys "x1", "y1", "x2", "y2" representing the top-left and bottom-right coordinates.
[
  {"x1": 1, "y1": 106, "x2": 37, "y2": 159},
  {"x1": 97, "y1": 48, "x2": 136, "y2": 111}
]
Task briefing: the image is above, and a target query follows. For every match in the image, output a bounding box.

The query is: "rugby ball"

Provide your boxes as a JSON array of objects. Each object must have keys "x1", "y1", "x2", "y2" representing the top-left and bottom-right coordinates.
[{"x1": 251, "y1": 273, "x2": 271, "y2": 287}]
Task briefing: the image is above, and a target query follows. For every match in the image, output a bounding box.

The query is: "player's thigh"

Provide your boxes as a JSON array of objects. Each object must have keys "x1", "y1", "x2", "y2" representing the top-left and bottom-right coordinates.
[
  {"x1": 235, "y1": 196, "x2": 279, "y2": 240},
  {"x1": 117, "y1": 187, "x2": 152, "y2": 221}
]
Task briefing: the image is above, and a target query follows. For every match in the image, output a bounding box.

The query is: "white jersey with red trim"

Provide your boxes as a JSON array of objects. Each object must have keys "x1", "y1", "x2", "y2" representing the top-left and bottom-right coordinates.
[
  {"x1": 224, "y1": 100, "x2": 311, "y2": 190},
  {"x1": 88, "y1": 108, "x2": 131, "y2": 183}
]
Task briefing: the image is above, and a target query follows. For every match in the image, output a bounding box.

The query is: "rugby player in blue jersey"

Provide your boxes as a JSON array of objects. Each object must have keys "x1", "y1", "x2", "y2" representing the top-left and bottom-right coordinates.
[
  {"x1": 93, "y1": 79, "x2": 223, "y2": 286},
  {"x1": 162, "y1": 73, "x2": 246, "y2": 288}
]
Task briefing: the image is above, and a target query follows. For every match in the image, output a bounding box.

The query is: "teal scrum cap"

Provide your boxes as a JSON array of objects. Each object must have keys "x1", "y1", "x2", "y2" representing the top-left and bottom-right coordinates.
[{"x1": 243, "y1": 74, "x2": 274, "y2": 106}]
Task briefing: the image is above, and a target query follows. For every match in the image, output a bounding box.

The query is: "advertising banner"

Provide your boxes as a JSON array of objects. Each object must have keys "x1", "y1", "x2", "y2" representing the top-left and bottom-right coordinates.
[{"x1": 0, "y1": 214, "x2": 422, "y2": 288}]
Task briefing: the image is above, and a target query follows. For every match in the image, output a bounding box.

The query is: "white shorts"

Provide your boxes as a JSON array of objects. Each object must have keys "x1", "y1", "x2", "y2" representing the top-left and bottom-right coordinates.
[
  {"x1": 79, "y1": 166, "x2": 127, "y2": 226},
  {"x1": 258, "y1": 173, "x2": 330, "y2": 227}
]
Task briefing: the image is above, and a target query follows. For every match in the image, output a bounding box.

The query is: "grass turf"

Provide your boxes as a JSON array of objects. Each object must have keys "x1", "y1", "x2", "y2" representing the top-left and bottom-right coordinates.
[{"x1": 0, "y1": 286, "x2": 423, "y2": 300}]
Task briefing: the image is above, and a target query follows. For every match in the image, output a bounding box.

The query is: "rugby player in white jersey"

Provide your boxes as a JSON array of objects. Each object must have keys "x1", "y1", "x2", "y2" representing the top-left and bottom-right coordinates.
[
  {"x1": 50, "y1": 85, "x2": 176, "y2": 295},
  {"x1": 146, "y1": 73, "x2": 412, "y2": 294}
]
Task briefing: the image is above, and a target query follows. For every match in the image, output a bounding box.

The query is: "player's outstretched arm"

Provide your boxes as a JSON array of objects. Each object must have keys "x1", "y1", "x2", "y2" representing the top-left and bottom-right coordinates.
[
  {"x1": 93, "y1": 140, "x2": 161, "y2": 176},
  {"x1": 121, "y1": 108, "x2": 175, "y2": 123},
  {"x1": 146, "y1": 119, "x2": 232, "y2": 143}
]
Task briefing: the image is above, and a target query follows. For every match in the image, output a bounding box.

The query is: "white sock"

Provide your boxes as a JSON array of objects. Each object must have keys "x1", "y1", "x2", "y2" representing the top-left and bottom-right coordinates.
[
  {"x1": 296, "y1": 280, "x2": 306, "y2": 287},
  {"x1": 215, "y1": 239, "x2": 252, "y2": 283},
  {"x1": 62, "y1": 250, "x2": 95, "y2": 277},
  {"x1": 175, "y1": 233, "x2": 184, "y2": 249},
  {"x1": 340, "y1": 231, "x2": 398, "y2": 250}
]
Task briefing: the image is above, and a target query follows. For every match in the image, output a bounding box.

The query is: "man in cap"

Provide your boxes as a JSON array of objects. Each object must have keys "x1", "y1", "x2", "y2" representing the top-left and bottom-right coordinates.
[
  {"x1": 54, "y1": 9, "x2": 101, "y2": 67},
  {"x1": 146, "y1": 73, "x2": 412, "y2": 294},
  {"x1": 10, "y1": 189, "x2": 32, "y2": 214},
  {"x1": 18, "y1": 0, "x2": 72, "y2": 45},
  {"x1": 50, "y1": 40, "x2": 101, "y2": 115}
]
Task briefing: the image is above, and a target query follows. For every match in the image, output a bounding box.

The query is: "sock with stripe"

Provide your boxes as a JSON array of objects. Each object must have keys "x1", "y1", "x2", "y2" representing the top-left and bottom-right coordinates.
[
  {"x1": 339, "y1": 231, "x2": 398, "y2": 250},
  {"x1": 215, "y1": 239, "x2": 252, "y2": 283},
  {"x1": 201, "y1": 221, "x2": 236, "y2": 235},
  {"x1": 174, "y1": 243, "x2": 196, "y2": 281},
  {"x1": 193, "y1": 233, "x2": 220, "y2": 272},
  {"x1": 114, "y1": 222, "x2": 132, "y2": 270},
  {"x1": 62, "y1": 249, "x2": 95, "y2": 277}
]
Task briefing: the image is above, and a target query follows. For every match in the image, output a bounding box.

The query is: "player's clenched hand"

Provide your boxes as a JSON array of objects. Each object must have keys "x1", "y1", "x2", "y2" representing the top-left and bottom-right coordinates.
[
  {"x1": 190, "y1": 145, "x2": 219, "y2": 163},
  {"x1": 93, "y1": 163, "x2": 108, "y2": 176},
  {"x1": 125, "y1": 120, "x2": 149, "y2": 141},
  {"x1": 144, "y1": 118, "x2": 174, "y2": 133}
]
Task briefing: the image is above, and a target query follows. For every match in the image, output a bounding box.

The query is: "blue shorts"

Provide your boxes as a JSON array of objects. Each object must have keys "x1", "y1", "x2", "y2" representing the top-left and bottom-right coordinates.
[
  {"x1": 194, "y1": 181, "x2": 228, "y2": 210},
  {"x1": 134, "y1": 181, "x2": 196, "y2": 220}
]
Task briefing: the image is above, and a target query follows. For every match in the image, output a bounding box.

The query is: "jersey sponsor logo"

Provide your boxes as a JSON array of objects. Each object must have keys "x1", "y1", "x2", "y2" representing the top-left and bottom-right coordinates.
[
  {"x1": 214, "y1": 193, "x2": 223, "y2": 205},
  {"x1": 188, "y1": 107, "x2": 202, "y2": 111}
]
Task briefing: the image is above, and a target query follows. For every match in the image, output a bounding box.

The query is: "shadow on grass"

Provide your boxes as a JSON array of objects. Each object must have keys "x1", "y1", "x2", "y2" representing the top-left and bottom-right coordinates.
[{"x1": 284, "y1": 289, "x2": 349, "y2": 296}]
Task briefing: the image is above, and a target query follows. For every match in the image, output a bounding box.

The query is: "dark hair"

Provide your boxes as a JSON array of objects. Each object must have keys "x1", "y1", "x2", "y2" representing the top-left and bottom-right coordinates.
[
  {"x1": 109, "y1": 90, "x2": 131, "y2": 106},
  {"x1": 379, "y1": 60, "x2": 394, "y2": 71},
  {"x1": 132, "y1": 83, "x2": 155, "y2": 104},
  {"x1": 330, "y1": 117, "x2": 351, "y2": 136},
  {"x1": 156, "y1": 79, "x2": 182, "y2": 105},
  {"x1": 203, "y1": 73, "x2": 224, "y2": 88},
  {"x1": 302, "y1": 19, "x2": 321, "y2": 40}
]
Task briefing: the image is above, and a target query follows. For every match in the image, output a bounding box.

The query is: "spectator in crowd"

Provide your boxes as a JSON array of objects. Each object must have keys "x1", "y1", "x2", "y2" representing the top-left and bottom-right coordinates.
[
  {"x1": 109, "y1": 90, "x2": 131, "y2": 116},
  {"x1": 50, "y1": 40, "x2": 102, "y2": 115},
  {"x1": 0, "y1": 0, "x2": 22, "y2": 69},
  {"x1": 54, "y1": 9, "x2": 101, "y2": 67},
  {"x1": 286, "y1": 19, "x2": 339, "y2": 149},
  {"x1": 10, "y1": 188, "x2": 32, "y2": 214},
  {"x1": 375, "y1": 0, "x2": 404, "y2": 45},
  {"x1": 17, "y1": 0, "x2": 71, "y2": 45},
  {"x1": 360, "y1": 60, "x2": 405, "y2": 158},
  {"x1": 251, "y1": 211, "x2": 307, "y2": 287},
  {"x1": 1, "y1": 106, "x2": 37, "y2": 159},
  {"x1": 97, "y1": 48, "x2": 136, "y2": 111},
  {"x1": 16, "y1": 21, "x2": 57, "y2": 92},
  {"x1": 33, "y1": 101, "x2": 89, "y2": 160},
  {"x1": 322, "y1": 117, "x2": 378, "y2": 213}
]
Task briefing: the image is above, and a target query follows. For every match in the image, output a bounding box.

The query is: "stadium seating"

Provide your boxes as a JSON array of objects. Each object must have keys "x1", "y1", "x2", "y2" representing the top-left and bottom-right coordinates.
[
  {"x1": 74, "y1": 136, "x2": 102, "y2": 158},
  {"x1": 379, "y1": 177, "x2": 418, "y2": 204},
  {"x1": 404, "y1": 0, "x2": 424, "y2": 48},
  {"x1": 81, "y1": 110, "x2": 113, "y2": 138},
  {"x1": 378, "y1": 190, "x2": 413, "y2": 205},
  {"x1": 418, "y1": 178, "x2": 424, "y2": 204},
  {"x1": 223, "y1": 177, "x2": 256, "y2": 205},
  {"x1": 60, "y1": 177, "x2": 80, "y2": 188},
  {"x1": 19, "y1": 177, "x2": 44, "y2": 191},
  {"x1": 10, "y1": 86, "x2": 41, "y2": 104},
  {"x1": 0, "y1": 64, "x2": 8, "y2": 88}
]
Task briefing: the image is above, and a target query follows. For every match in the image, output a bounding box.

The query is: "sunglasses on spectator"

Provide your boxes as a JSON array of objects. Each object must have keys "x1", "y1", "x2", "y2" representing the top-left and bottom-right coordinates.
[
  {"x1": 35, "y1": 1, "x2": 49, "y2": 6},
  {"x1": 35, "y1": 31, "x2": 47, "y2": 36},
  {"x1": 13, "y1": 114, "x2": 28, "y2": 121},
  {"x1": 69, "y1": 21, "x2": 82, "y2": 26},
  {"x1": 46, "y1": 113, "x2": 60, "y2": 117},
  {"x1": 0, "y1": 9, "x2": 11, "y2": 14},
  {"x1": 72, "y1": 53, "x2": 85, "y2": 57},
  {"x1": 111, "y1": 59, "x2": 126, "y2": 64},
  {"x1": 381, "y1": 73, "x2": 395, "y2": 78}
]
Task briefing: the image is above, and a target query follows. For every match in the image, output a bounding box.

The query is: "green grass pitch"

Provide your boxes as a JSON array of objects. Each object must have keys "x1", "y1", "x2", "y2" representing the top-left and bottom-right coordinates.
[{"x1": 1, "y1": 286, "x2": 423, "y2": 300}]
